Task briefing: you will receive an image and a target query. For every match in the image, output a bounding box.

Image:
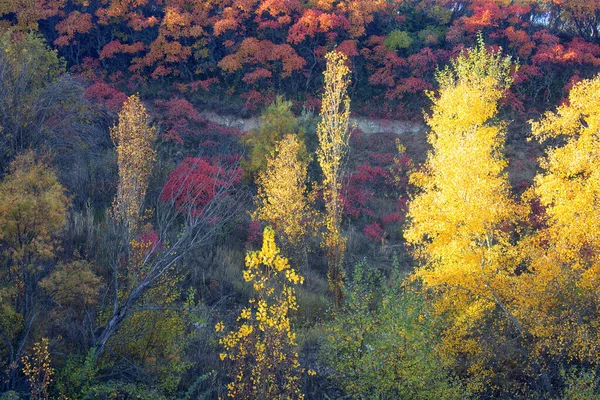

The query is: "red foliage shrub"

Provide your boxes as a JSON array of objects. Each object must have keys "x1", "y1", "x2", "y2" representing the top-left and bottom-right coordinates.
[
  {"x1": 364, "y1": 222, "x2": 385, "y2": 243},
  {"x1": 84, "y1": 82, "x2": 128, "y2": 113},
  {"x1": 155, "y1": 97, "x2": 202, "y2": 144},
  {"x1": 161, "y1": 158, "x2": 242, "y2": 215}
]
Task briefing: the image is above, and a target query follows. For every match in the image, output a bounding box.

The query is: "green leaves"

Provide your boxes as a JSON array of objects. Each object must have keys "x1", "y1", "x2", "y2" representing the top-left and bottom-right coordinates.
[{"x1": 322, "y1": 262, "x2": 469, "y2": 399}]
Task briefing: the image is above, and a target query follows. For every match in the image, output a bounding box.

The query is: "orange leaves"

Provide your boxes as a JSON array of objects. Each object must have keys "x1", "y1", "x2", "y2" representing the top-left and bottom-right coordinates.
[
  {"x1": 0, "y1": 0, "x2": 61, "y2": 31},
  {"x1": 287, "y1": 9, "x2": 344, "y2": 44},
  {"x1": 163, "y1": 6, "x2": 188, "y2": 30},
  {"x1": 218, "y1": 38, "x2": 305, "y2": 77},
  {"x1": 344, "y1": 0, "x2": 385, "y2": 37},
  {"x1": 99, "y1": 40, "x2": 144, "y2": 59},
  {"x1": 462, "y1": 1, "x2": 504, "y2": 32},
  {"x1": 256, "y1": 0, "x2": 301, "y2": 29},
  {"x1": 131, "y1": 35, "x2": 192, "y2": 76},
  {"x1": 54, "y1": 11, "x2": 92, "y2": 46},
  {"x1": 242, "y1": 67, "x2": 272, "y2": 84}
]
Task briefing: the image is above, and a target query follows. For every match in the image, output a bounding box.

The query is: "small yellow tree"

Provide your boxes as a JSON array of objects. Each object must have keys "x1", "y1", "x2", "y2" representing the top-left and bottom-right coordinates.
[
  {"x1": 110, "y1": 94, "x2": 157, "y2": 235},
  {"x1": 216, "y1": 227, "x2": 305, "y2": 399},
  {"x1": 317, "y1": 50, "x2": 352, "y2": 306},
  {"x1": 404, "y1": 37, "x2": 523, "y2": 390},
  {"x1": 253, "y1": 134, "x2": 312, "y2": 256},
  {"x1": 517, "y1": 74, "x2": 600, "y2": 363},
  {"x1": 22, "y1": 338, "x2": 54, "y2": 400}
]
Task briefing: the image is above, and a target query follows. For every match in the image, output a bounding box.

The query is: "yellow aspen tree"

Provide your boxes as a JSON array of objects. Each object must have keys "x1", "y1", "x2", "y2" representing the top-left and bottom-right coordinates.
[
  {"x1": 317, "y1": 50, "x2": 351, "y2": 306},
  {"x1": 517, "y1": 75, "x2": 600, "y2": 363},
  {"x1": 110, "y1": 94, "x2": 157, "y2": 235},
  {"x1": 404, "y1": 37, "x2": 524, "y2": 389},
  {"x1": 216, "y1": 227, "x2": 305, "y2": 400},
  {"x1": 253, "y1": 134, "x2": 312, "y2": 256}
]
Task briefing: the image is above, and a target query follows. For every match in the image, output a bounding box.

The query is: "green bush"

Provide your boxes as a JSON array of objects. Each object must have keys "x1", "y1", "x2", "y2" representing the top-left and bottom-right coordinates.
[
  {"x1": 560, "y1": 368, "x2": 600, "y2": 400},
  {"x1": 241, "y1": 96, "x2": 308, "y2": 181},
  {"x1": 321, "y1": 260, "x2": 470, "y2": 399},
  {"x1": 384, "y1": 30, "x2": 413, "y2": 51}
]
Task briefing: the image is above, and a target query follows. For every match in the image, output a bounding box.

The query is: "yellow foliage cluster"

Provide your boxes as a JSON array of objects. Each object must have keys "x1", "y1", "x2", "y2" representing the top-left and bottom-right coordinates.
[
  {"x1": 110, "y1": 94, "x2": 157, "y2": 235},
  {"x1": 217, "y1": 227, "x2": 305, "y2": 399},
  {"x1": 317, "y1": 50, "x2": 352, "y2": 306},
  {"x1": 253, "y1": 134, "x2": 312, "y2": 251},
  {"x1": 21, "y1": 338, "x2": 54, "y2": 400},
  {"x1": 404, "y1": 37, "x2": 525, "y2": 389},
  {"x1": 406, "y1": 37, "x2": 600, "y2": 392},
  {"x1": 514, "y1": 75, "x2": 600, "y2": 362},
  {"x1": 0, "y1": 151, "x2": 68, "y2": 286},
  {"x1": 406, "y1": 36, "x2": 519, "y2": 298}
]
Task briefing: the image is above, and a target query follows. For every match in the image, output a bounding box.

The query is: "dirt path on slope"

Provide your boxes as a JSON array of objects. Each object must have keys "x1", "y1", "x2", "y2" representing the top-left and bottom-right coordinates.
[{"x1": 199, "y1": 110, "x2": 426, "y2": 135}]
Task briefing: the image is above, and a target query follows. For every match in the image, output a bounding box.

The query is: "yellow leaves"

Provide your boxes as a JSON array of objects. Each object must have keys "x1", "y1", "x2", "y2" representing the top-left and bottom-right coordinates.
[
  {"x1": 21, "y1": 337, "x2": 53, "y2": 400},
  {"x1": 530, "y1": 75, "x2": 600, "y2": 261},
  {"x1": 215, "y1": 322, "x2": 224, "y2": 332},
  {"x1": 514, "y1": 73, "x2": 600, "y2": 364},
  {"x1": 404, "y1": 38, "x2": 523, "y2": 390},
  {"x1": 111, "y1": 94, "x2": 157, "y2": 235},
  {"x1": 217, "y1": 226, "x2": 305, "y2": 398},
  {"x1": 317, "y1": 50, "x2": 352, "y2": 305},
  {"x1": 239, "y1": 324, "x2": 253, "y2": 337},
  {"x1": 239, "y1": 307, "x2": 252, "y2": 320},
  {"x1": 285, "y1": 269, "x2": 303, "y2": 285},
  {"x1": 0, "y1": 151, "x2": 68, "y2": 267},
  {"x1": 253, "y1": 135, "x2": 313, "y2": 254},
  {"x1": 242, "y1": 270, "x2": 254, "y2": 282}
]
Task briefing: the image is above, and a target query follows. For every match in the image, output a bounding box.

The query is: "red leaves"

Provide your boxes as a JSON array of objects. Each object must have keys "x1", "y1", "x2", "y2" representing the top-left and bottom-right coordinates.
[
  {"x1": 85, "y1": 82, "x2": 128, "y2": 113},
  {"x1": 337, "y1": 40, "x2": 359, "y2": 57},
  {"x1": 363, "y1": 222, "x2": 384, "y2": 243},
  {"x1": 531, "y1": 38, "x2": 600, "y2": 66},
  {"x1": 503, "y1": 27, "x2": 534, "y2": 58},
  {"x1": 161, "y1": 158, "x2": 241, "y2": 215},
  {"x1": 154, "y1": 97, "x2": 202, "y2": 144}
]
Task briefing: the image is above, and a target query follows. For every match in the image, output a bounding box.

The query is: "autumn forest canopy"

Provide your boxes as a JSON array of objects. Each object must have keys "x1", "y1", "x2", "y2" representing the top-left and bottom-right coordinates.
[{"x1": 3, "y1": 0, "x2": 600, "y2": 399}]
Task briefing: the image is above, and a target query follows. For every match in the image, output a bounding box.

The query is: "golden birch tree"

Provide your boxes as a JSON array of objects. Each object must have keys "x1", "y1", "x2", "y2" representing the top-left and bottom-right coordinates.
[
  {"x1": 216, "y1": 226, "x2": 305, "y2": 399},
  {"x1": 253, "y1": 134, "x2": 312, "y2": 257},
  {"x1": 516, "y1": 74, "x2": 600, "y2": 364},
  {"x1": 110, "y1": 94, "x2": 157, "y2": 235},
  {"x1": 317, "y1": 50, "x2": 351, "y2": 306},
  {"x1": 404, "y1": 37, "x2": 525, "y2": 390}
]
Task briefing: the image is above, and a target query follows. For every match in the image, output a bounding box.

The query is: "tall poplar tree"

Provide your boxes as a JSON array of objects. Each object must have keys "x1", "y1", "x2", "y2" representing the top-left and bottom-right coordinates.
[
  {"x1": 110, "y1": 94, "x2": 157, "y2": 235},
  {"x1": 317, "y1": 50, "x2": 351, "y2": 306}
]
